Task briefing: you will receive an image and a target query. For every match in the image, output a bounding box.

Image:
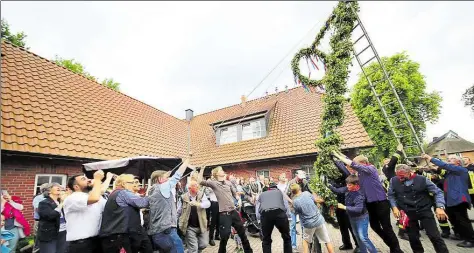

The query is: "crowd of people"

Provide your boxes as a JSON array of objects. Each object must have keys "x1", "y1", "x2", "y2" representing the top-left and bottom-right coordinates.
[{"x1": 1, "y1": 147, "x2": 474, "y2": 253}]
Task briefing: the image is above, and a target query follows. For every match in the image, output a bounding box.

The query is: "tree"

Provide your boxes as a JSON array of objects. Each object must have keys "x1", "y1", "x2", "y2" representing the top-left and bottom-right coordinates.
[
  {"x1": 351, "y1": 52, "x2": 442, "y2": 161},
  {"x1": 1, "y1": 19, "x2": 28, "y2": 49},
  {"x1": 462, "y1": 84, "x2": 474, "y2": 112},
  {"x1": 54, "y1": 56, "x2": 120, "y2": 91}
]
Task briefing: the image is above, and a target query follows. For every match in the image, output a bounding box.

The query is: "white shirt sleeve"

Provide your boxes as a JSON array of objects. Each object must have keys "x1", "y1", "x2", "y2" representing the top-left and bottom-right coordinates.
[
  {"x1": 200, "y1": 193, "x2": 211, "y2": 209},
  {"x1": 8, "y1": 201, "x2": 24, "y2": 211},
  {"x1": 64, "y1": 193, "x2": 88, "y2": 212}
]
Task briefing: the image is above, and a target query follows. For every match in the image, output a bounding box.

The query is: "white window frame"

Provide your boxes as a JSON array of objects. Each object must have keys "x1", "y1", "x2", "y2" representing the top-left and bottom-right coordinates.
[
  {"x1": 241, "y1": 120, "x2": 264, "y2": 141},
  {"x1": 256, "y1": 170, "x2": 270, "y2": 178},
  {"x1": 219, "y1": 125, "x2": 238, "y2": 145},
  {"x1": 34, "y1": 174, "x2": 67, "y2": 195}
]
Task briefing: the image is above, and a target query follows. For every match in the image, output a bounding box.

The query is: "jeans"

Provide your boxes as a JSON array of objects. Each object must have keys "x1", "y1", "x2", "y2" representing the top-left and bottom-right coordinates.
[
  {"x1": 366, "y1": 200, "x2": 402, "y2": 253},
  {"x1": 185, "y1": 227, "x2": 208, "y2": 253},
  {"x1": 39, "y1": 239, "x2": 58, "y2": 253},
  {"x1": 57, "y1": 231, "x2": 68, "y2": 253},
  {"x1": 261, "y1": 209, "x2": 292, "y2": 253},
  {"x1": 349, "y1": 214, "x2": 377, "y2": 253},
  {"x1": 218, "y1": 210, "x2": 253, "y2": 253},
  {"x1": 151, "y1": 230, "x2": 176, "y2": 253},
  {"x1": 406, "y1": 210, "x2": 448, "y2": 253},
  {"x1": 446, "y1": 202, "x2": 474, "y2": 242},
  {"x1": 169, "y1": 228, "x2": 185, "y2": 253},
  {"x1": 290, "y1": 211, "x2": 303, "y2": 248},
  {"x1": 335, "y1": 208, "x2": 358, "y2": 247}
]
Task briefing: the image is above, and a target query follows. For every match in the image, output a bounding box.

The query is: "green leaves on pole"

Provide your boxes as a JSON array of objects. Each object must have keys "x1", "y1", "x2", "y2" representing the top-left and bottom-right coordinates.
[{"x1": 291, "y1": 1, "x2": 359, "y2": 206}]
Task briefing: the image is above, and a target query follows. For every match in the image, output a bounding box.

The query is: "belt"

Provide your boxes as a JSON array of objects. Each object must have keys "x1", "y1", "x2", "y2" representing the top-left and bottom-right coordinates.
[
  {"x1": 262, "y1": 208, "x2": 280, "y2": 213},
  {"x1": 69, "y1": 236, "x2": 97, "y2": 244},
  {"x1": 219, "y1": 210, "x2": 236, "y2": 215}
]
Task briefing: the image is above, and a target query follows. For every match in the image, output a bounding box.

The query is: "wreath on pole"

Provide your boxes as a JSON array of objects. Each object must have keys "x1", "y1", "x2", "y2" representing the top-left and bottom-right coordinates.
[{"x1": 291, "y1": 1, "x2": 359, "y2": 206}]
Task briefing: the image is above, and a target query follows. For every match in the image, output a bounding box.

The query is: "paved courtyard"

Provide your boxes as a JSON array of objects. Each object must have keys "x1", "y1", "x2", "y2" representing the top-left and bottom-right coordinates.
[{"x1": 202, "y1": 210, "x2": 474, "y2": 253}]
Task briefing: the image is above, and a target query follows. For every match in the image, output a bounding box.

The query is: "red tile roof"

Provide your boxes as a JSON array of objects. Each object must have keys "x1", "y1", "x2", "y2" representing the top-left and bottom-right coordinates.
[{"x1": 1, "y1": 42, "x2": 373, "y2": 165}]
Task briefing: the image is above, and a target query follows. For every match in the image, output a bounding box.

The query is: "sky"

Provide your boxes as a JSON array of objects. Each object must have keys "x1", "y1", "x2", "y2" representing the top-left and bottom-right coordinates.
[{"x1": 2, "y1": 1, "x2": 474, "y2": 143}]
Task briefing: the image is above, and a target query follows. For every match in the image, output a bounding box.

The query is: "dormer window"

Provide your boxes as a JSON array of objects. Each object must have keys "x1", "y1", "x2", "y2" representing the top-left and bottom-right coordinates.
[
  {"x1": 219, "y1": 125, "x2": 238, "y2": 145},
  {"x1": 215, "y1": 117, "x2": 268, "y2": 145}
]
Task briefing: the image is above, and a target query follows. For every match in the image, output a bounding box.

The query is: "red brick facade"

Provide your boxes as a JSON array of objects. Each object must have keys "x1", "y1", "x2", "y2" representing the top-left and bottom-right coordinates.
[
  {"x1": 1, "y1": 154, "x2": 85, "y2": 227},
  {"x1": 222, "y1": 155, "x2": 317, "y2": 180}
]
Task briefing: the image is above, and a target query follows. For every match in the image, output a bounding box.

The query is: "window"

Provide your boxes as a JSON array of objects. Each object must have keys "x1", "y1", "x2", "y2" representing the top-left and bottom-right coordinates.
[
  {"x1": 219, "y1": 125, "x2": 238, "y2": 144},
  {"x1": 34, "y1": 174, "x2": 67, "y2": 195},
  {"x1": 242, "y1": 120, "x2": 264, "y2": 141},
  {"x1": 256, "y1": 170, "x2": 270, "y2": 178},
  {"x1": 292, "y1": 165, "x2": 315, "y2": 178},
  {"x1": 217, "y1": 118, "x2": 267, "y2": 145}
]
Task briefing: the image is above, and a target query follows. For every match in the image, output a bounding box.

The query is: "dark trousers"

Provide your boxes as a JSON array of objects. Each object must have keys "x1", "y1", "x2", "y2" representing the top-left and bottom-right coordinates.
[
  {"x1": 366, "y1": 200, "x2": 402, "y2": 253},
  {"x1": 100, "y1": 234, "x2": 132, "y2": 253},
  {"x1": 218, "y1": 210, "x2": 253, "y2": 253},
  {"x1": 68, "y1": 236, "x2": 103, "y2": 253},
  {"x1": 335, "y1": 208, "x2": 358, "y2": 247},
  {"x1": 130, "y1": 231, "x2": 153, "y2": 253},
  {"x1": 446, "y1": 202, "x2": 474, "y2": 242},
  {"x1": 209, "y1": 201, "x2": 220, "y2": 240},
  {"x1": 406, "y1": 210, "x2": 448, "y2": 253},
  {"x1": 260, "y1": 209, "x2": 292, "y2": 253}
]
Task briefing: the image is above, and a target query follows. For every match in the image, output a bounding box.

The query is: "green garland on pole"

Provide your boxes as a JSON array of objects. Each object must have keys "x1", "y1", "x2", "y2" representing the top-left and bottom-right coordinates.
[{"x1": 291, "y1": 1, "x2": 359, "y2": 206}]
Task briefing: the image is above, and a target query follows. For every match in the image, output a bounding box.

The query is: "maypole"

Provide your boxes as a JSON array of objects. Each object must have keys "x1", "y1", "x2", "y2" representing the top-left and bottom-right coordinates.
[{"x1": 291, "y1": 1, "x2": 359, "y2": 206}]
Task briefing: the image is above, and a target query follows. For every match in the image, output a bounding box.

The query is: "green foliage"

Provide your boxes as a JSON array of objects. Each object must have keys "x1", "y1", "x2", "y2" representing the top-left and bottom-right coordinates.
[
  {"x1": 351, "y1": 52, "x2": 442, "y2": 159},
  {"x1": 291, "y1": 1, "x2": 359, "y2": 206},
  {"x1": 462, "y1": 84, "x2": 474, "y2": 112},
  {"x1": 54, "y1": 56, "x2": 121, "y2": 91},
  {"x1": 1, "y1": 19, "x2": 29, "y2": 49}
]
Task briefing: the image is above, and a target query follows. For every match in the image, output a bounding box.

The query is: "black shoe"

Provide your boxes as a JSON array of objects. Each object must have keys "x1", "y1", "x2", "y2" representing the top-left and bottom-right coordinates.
[
  {"x1": 209, "y1": 240, "x2": 216, "y2": 246},
  {"x1": 339, "y1": 245, "x2": 353, "y2": 250},
  {"x1": 456, "y1": 241, "x2": 474, "y2": 248},
  {"x1": 450, "y1": 234, "x2": 463, "y2": 241},
  {"x1": 398, "y1": 233, "x2": 409, "y2": 241},
  {"x1": 441, "y1": 231, "x2": 450, "y2": 239},
  {"x1": 353, "y1": 247, "x2": 360, "y2": 253}
]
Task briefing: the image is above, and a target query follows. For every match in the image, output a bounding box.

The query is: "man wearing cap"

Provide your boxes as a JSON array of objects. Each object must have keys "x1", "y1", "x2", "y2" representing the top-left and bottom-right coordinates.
[{"x1": 256, "y1": 183, "x2": 291, "y2": 253}]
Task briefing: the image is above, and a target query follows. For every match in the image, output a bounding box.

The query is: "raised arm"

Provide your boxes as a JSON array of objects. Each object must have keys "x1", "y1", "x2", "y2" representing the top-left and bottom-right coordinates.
[
  {"x1": 332, "y1": 159, "x2": 350, "y2": 178},
  {"x1": 328, "y1": 184, "x2": 348, "y2": 194},
  {"x1": 422, "y1": 154, "x2": 467, "y2": 174},
  {"x1": 89, "y1": 170, "x2": 105, "y2": 205},
  {"x1": 385, "y1": 144, "x2": 403, "y2": 176},
  {"x1": 101, "y1": 172, "x2": 116, "y2": 194}
]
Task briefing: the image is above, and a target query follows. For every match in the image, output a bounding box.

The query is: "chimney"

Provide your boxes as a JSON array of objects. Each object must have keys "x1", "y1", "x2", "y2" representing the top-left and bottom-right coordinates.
[
  {"x1": 241, "y1": 95, "x2": 247, "y2": 107},
  {"x1": 185, "y1": 109, "x2": 194, "y2": 121}
]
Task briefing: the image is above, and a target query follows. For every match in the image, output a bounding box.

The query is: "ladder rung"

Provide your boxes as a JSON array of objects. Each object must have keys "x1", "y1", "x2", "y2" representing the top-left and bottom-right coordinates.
[
  {"x1": 365, "y1": 69, "x2": 378, "y2": 78},
  {"x1": 389, "y1": 111, "x2": 403, "y2": 118},
  {"x1": 353, "y1": 34, "x2": 366, "y2": 45},
  {"x1": 361, "y1": 56, "x2": 376, "y2": 67},
  {"x1": 376, "y1": 89, "x2": 391, "y2": 97},
  {"x1": 394, "y1": 122, "x2": 406, "y2": 128},
  {"x1": 405, "y1": 145, "x2": 420, "y2": 149},
  {"x1": 383, "y1": 101, "x2": 396, "y2": 107},
  {"x1": 406, "y1": 156, "x2": 421, "y2": 160},
  {"x1": 352, "y1": 23, "x2": 360, "y2": 32},
  {"x1": 396, "y1": 134, "x2": 410, "y2": 139},
  {"x1": 356, "y1": 45, "x2": 371, "y2": 57}
]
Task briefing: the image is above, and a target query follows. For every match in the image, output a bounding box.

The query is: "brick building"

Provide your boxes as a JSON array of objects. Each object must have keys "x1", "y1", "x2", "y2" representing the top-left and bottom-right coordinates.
[
  {"x1": 426, "y1": 130, "x2": 474, "y2": 161},
  {"x1": 1, "y1": 41, "x2": 372, "y2": 226}
]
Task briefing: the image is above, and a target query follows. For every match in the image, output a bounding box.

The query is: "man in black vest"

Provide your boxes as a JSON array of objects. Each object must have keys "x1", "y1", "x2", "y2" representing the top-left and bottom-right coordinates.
[
  {"x1": 99, "y1": 174, "x2": 151, "y2": 253},
  {"x1": 388, "y1": 164, "x2": 449, "y2": 253},
  {"x1": 256, "y1": 183, "x2": 292, "y2": 253}
]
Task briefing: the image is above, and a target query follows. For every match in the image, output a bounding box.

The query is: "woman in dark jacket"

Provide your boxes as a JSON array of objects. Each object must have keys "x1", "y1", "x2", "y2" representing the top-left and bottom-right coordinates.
[{"x1": 38, "y1": 183, "x2": 65, "y2": 253}]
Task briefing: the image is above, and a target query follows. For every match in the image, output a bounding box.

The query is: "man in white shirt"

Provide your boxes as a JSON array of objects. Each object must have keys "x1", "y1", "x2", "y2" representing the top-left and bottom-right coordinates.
[{"x1": 64, "y1": 170, "x2": 106, "y2": 253}]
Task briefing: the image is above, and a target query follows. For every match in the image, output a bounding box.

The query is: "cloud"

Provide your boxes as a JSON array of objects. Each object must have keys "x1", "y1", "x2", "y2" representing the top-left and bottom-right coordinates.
[{"x1": 2, "y1": 1, "x2": 473, "y2": 143}]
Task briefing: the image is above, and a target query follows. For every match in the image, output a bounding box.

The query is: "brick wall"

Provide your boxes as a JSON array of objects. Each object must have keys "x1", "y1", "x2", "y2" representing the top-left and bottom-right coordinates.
[
  {"x1": 1, "y1": 155, "x2": 83, "y2": 228},
  {"x1": 222, "y1": 156, "x2": 316, "y2": 180}
]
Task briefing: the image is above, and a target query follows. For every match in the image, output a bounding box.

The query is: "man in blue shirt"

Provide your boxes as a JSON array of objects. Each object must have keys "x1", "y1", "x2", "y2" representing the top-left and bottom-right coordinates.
[
  {"x1": 388, "y1": 164, "x2": 449, "y2": 253},
  {"x1": 422, "y1": 153, "x2": 474, "y2": 248}
]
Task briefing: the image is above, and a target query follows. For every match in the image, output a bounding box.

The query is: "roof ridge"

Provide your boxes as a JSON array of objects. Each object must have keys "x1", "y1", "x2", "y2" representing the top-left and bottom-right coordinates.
[
  {"x1": 192, "y1": 86, "x2": 310, "y2": 118},
  {"x1": 1, "y1": 41, "x2": 186, "y2": 123}
]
